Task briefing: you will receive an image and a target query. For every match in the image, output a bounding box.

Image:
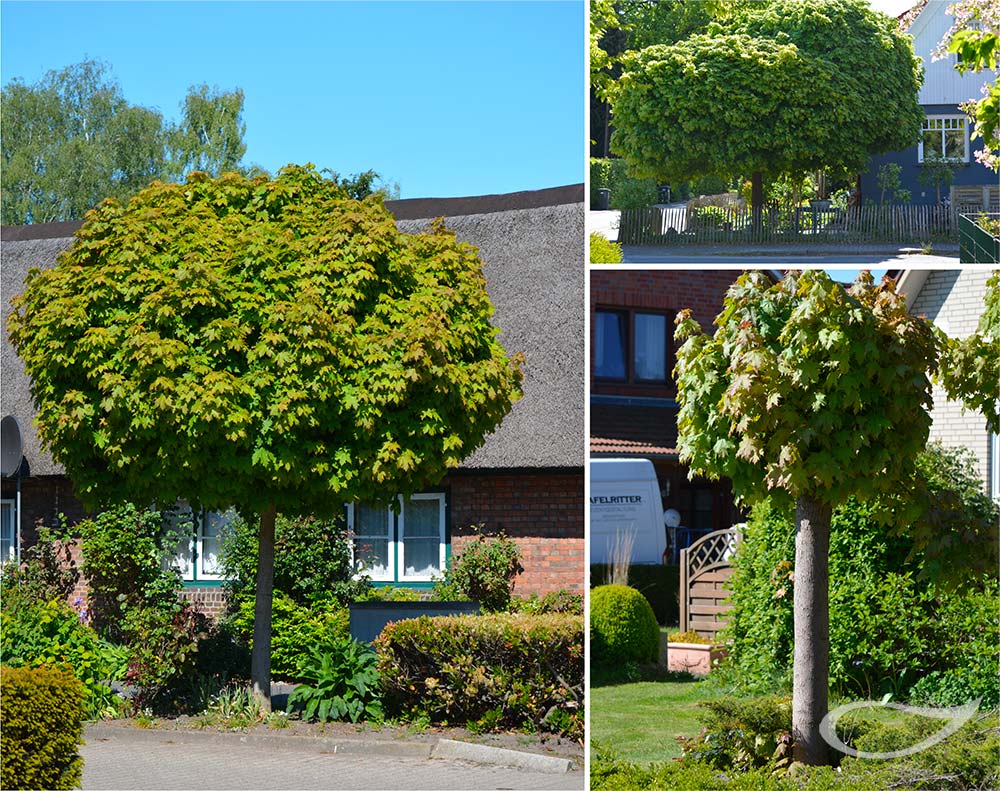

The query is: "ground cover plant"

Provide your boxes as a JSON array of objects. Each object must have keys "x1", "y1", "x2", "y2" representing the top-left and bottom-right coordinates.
[{"x1": 8, "y1": 164, "x2": 524, "y2": 709}]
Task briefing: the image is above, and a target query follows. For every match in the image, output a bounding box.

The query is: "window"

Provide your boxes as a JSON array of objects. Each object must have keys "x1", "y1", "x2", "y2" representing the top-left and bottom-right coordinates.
[
  {"x1": 919, "y1": 116, "x2": 968, "y2": 162},
  {"x1": 167, "y1": 506, "x2": 232, "y2": 582},
  {"x1": 594, "y1": 310, "x2": 627, "y2": 380},
  {"x1": 347, "y1": 493, "x2": 447, "y2": 584},
  {"x1": 594, "y1": 308, "x2": 671, "y2": 385},
  {"x1": 0, "y1": 499, "x2": 16, "y2": 564}
]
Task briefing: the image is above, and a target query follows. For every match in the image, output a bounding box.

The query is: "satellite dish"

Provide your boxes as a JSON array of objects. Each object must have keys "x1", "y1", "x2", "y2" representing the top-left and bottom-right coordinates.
[
  {"x1": 1, "y1": 416, "x2": 23, "y2": 478},
  {"x1": 664, "y1": 508, "x2": 681, "y2": 528}
]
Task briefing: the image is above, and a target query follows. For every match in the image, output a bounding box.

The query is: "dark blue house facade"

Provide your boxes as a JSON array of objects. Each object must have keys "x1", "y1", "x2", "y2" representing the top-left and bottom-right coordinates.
[{"x1": 860, "y1": 2, "x2": 998, "y2": 209}]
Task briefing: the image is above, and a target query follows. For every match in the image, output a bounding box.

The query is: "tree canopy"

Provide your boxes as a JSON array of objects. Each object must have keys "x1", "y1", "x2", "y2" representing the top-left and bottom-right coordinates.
[
  {"x1": 8, "y1": 164, "x2": 522, "y2": 517},
  {"x1": 8, "y1": 164, "x2": 522, "y2": 706},
  {"x1": 1, "y1": 60, "x2": 251, "y2": 225},
  {"x1": 607, "y1": 0, "x2": 924, "y2": 200},
  {"x1": 674, "y1": 270, "x2": 937, "y2": 509}
]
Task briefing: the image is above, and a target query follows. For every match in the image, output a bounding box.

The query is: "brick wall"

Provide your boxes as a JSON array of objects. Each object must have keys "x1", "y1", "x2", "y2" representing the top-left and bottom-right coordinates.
[
  {"x1": 447, "y1": 469, "x2": 584, "y2": 596},
  {"x1": 910, "y1": 268, "x2": 993, "y2": 488}
]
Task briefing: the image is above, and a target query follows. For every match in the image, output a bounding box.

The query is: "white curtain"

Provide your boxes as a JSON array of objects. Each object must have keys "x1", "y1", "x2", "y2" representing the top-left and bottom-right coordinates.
[{"x1": 634, "y1": 314, "x2": 667, "y2": 381}]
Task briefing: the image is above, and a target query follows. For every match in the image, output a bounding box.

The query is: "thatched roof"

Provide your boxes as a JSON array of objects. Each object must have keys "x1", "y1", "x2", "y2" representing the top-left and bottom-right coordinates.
[{"x1": 1, "y1": 185, "x2": 584, "y2": 479}]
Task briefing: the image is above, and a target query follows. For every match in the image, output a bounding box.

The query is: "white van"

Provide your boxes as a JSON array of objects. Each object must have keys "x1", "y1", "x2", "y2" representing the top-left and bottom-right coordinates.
[{"x1": 590, "y1": 458, "x2": 666, "y2": 565}]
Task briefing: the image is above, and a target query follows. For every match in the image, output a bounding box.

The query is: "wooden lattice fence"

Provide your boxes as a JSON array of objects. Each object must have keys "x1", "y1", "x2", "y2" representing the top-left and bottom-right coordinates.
[{"x1": 678, "y1": 527, "x2": 741, "y2": 643}]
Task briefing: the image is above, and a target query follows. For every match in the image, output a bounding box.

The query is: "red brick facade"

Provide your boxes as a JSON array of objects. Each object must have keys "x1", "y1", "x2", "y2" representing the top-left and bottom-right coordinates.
[
  {"x1": 11, "y1": 468, "x2": 585, "y2": 609},
  {"x1": 447, "y1": 469, "x2": 584, "y2": 596}
]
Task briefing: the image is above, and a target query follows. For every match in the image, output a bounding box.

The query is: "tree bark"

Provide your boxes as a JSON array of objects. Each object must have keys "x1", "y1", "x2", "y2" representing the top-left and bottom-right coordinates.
[
  {"x1": 751, "y1": 171, "x2": 764, "y2": 236},
  {"x1": 792, "y1": 494, "x2": 833, "y2": 766},
  {"x1": 251, "y1": 503, "x2": 277, "y2": 712}
]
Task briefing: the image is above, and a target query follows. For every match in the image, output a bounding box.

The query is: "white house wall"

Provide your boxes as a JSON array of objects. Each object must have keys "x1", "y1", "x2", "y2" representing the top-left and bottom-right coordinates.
[
  {"x1": 909, "y1": 1, "x2": 999, "y2": 106},
  {"x1": 909, "y1": 268, "x2": 993, "y2": 489}
]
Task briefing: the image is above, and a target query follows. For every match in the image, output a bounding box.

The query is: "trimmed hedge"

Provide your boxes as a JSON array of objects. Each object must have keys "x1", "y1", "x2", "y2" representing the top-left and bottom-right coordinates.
[
  {"x1": 590, "y1": 564, "x2": 680, "y2": 625},
  {"x1": 375, "y1": 613, "x2": 583, "y2": 738},
  {"x1": 590, "y1": 584, "x2": 659, "y2": 666},
  {"x1": 1, "y1": 665, "x2": 86, "y2": 790}
]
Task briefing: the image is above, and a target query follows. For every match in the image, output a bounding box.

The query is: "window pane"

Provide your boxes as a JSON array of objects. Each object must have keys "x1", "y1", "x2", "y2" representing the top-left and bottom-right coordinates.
[
  {"x1": 405, "y1": 498, "x2": 440, "y2": 537},
  {"x1": 634, "y1": 313, "x2": 667, "y2": 382},
  {"x1": 922, "y1": 129, "x2": 943, "y2": 159},
  {"x1": 201, "y1": 510, "x2": 233, "y2": 577},
  {"x1": 163, "y1": 506, "x2": 195, "y2": 580},
  {"x1": 356, "y1": 505, "x2": 390, "y2": 537},
  {"x1": 402, "y1": 497, "x2": 442, "y2": 578},
  {"x1": 945, "y1": 128, "x2": 965, "y2": 159},
  {"x1": 1, "y1": 502, "x2": 14, "y2": 564},
  {"x1": 403, "y1": 538, "x2": 440, "y2": 577},
  {"x1": 594, "y1": 312, "x2": 626, "y2": 379},
  {"x1": 353, "y1": 537, "x2": 390, "y2": 577}
]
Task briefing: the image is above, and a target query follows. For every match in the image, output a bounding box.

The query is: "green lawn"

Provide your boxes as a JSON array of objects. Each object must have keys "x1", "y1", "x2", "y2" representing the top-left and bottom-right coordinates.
[{"x1": 590, "y1": 679, "x2": 721, "y2": 763}]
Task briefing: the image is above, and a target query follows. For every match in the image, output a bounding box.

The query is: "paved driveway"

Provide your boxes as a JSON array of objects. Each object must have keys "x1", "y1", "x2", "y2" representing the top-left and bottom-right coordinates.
[{"x1": 81, "y1": 726, "x2": 584, "y2": 791}]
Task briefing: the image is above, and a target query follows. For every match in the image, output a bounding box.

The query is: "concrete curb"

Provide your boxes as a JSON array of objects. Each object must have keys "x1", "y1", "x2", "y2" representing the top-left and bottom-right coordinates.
[
  {"x1": 85, "y1": 724, "x2": 433, "y2": 759},
  {"x1": 431, "y1": 739, "x2": 573, "y2": 774},
  {"x1": 84, "y1": 725, "x2": 579, "y2": 772}
]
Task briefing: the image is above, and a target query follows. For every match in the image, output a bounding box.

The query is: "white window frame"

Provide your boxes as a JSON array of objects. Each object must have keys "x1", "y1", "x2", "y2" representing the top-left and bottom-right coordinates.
[
  {"x1": 347, "y1": 503, "x2": 395, "y2": 582},
  {"x1": 398, "y1": 493, "x2": 447, "y2": 583},
  {"x1": 166, "y1": 504, "x2": 229, "y2": 582},
  {"x1": 918, "y1": 115, "x2": 969, "y2": 163},
  {"x1": 991, "y1": 433, "x2": 999, "y2": 504},
  {"x1": 196, "y1": 510, "x2": 229, "y2": 582},
  {"x1": 0, "y1": 498, "x2": 17, "y2": 565}
]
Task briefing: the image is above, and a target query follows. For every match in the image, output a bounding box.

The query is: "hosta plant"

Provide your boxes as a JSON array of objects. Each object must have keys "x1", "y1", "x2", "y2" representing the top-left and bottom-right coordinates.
[{"x1": 287, "y1": 638, "x2": 383, "y2": 723}]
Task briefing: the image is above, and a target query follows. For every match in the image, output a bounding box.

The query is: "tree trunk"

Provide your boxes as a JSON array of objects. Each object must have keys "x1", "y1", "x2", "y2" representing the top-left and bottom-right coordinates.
[
  {"x1": 792, "y1": 494, "x2": 833, "y2": 766},
  {"x1": 251, "y1": 503, "x2": 277, "y2": 712},
  {"x1": 751, "y1": 171, "x2": 764, "y2": 236}
]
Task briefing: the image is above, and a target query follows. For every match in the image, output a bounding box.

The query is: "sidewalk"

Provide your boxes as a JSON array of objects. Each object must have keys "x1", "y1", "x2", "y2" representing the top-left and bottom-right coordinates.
[
  {"x1": 81, "y1": 723, "x2": 584, "y2": 791},
  {"x1": 621, "y1": 242, "x2": 960, "y2": 265}
]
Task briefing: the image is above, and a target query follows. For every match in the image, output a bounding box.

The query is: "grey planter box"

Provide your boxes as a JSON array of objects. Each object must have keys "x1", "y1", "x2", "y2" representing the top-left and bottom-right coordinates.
[{"x1": 349, "y1": 601, "x2": 480, "y2": 643}]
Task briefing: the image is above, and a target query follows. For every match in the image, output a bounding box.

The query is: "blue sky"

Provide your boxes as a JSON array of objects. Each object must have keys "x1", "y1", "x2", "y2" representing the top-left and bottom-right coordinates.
[{"x1": 1, "y1": 1, "x2": 584, "y2": 199}]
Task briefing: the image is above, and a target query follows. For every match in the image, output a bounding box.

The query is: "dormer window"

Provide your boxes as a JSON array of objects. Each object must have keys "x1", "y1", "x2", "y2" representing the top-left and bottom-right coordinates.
[{"x1": 919, "y1": 115, "x2": 969, "y2": 162}]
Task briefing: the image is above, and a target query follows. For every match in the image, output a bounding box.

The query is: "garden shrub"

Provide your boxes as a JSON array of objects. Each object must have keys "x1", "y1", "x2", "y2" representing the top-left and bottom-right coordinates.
[
  {"x1": 0, "y1": 665, "x2": 85, "y2": 790},
  {"x1": 431, "y1": 527, "x2": 522, "y2": 613},
  {"x1": 590, "y1": 564, "x2": 680, "y2": 625},
  {"x1": 288, "y1": 637, "x2": 383, "y2": 723},
  {"x1": 590, "y1": 233, "x2": 623, "y2": 264},
  {"x1": 590, "y1": 584, "x2": 659, "y2": 666},
  {"x1": 227, "y1": 591, "x2": 349, "y2": 682},
  {"x1": 0, "y1": 598, "x2": 126, "y2": 719},
  {"x1": 221, "y1": 512, "x2": 371, "y2": 607},
  {"x1": 690, "y1": 205, "x2": 731, "y2": 230},
  {"x1": 375, "y1": 613, "x2": 583, "y2": 738},
  {"x1": 0, "y1": 524, "x2": 78, "y2": 609},
  {"x1": 590, "y1": 157, "x2": 660, "y2": 211},
  {"x1": 76, "y1": 503, "x2": 215, "y2": 712},
  {"x1": 355, "y1": 586, "x2": 424, "y2": 602},
  {"x1": 77, "y1": 503, "x2": 185, "y2": 641},
  {"x1": 722, "y1": 444, "x2": 999, "y2": 700},
  {"x1": 678, "y1": 695, "x2": 792, "y2": 772},
  {"x1": 512, "y1": 589, "x2": 584, "y2": 615}
]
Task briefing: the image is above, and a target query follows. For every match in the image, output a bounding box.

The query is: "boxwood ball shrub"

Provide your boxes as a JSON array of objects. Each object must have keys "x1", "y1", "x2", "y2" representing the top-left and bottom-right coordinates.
[
  {"x1": 375, "y1": 613, "x2": 583, "y2": 739},
  {"x1": 590, "y1": 584, "x2": 659, "y2": 665},
  {"x1": 0, "y1": 665, "x2": 86, "y2": 791}
]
